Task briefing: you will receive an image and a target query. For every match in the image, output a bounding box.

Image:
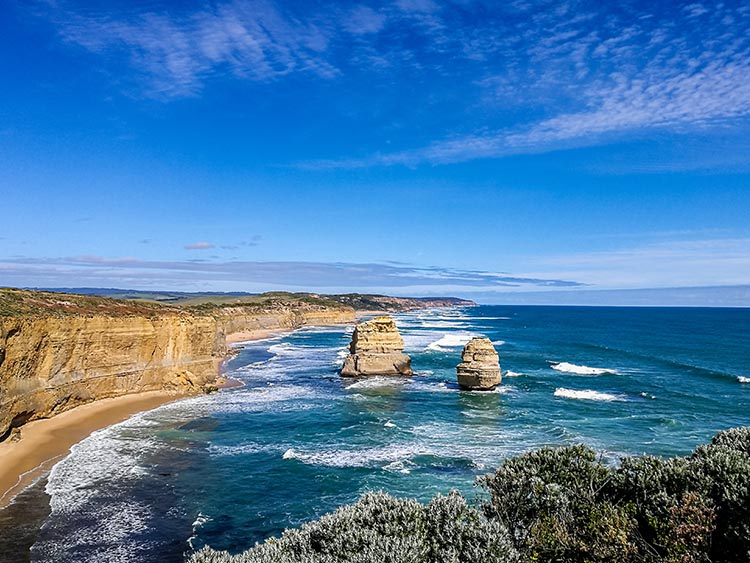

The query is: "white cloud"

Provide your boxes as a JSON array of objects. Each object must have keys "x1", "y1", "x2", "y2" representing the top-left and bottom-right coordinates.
[{"x1": 184, "y1": 242, "x2": 215, "y2": 250}]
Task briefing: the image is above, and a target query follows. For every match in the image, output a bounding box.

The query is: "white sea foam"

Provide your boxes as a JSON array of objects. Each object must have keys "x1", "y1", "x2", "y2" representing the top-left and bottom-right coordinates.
[
  {"x1": 169, "y1": 383, "x2": 330, "y2": 416},
  {"x1": 550, "y1": 362, "x2": 619, "y2": 375},
  {"x1": 554, "y1": 388, "x2": 627, "y2": 402},
  {"x1": 384, "y1": 421, "x2": 397, "y2": 428},
  {"x1": 408, "y1": 380, "x2": 453, "y2": 393},
  {"x1": 401, "y1": 330, "x2": 444, "y2": 351},
  {"x1": 491, "y1": 340, "x2": 506, "y2": 346},
  {"x1": 345, "y1": 377, "x2": 408, "y2": 390},
  {"x1": 282, "y1": 443, "x2": 433, "y2": 469},
  {"x1": 417, "y1": 321, "x2": 471, "y2": 329},
  {"x1": 208, "y1": 442, "x2": 275, "y2": 457},
  {"x1": 188, "y1": 512, "x2": 213, "y2": 550},
  {"x1": 504, "y1": 370, "x2": 523, "y2": 377},
  {"x1": 738, "y1": 376, "x2": 750, "y2": 384},
  {"x1": 45, "y1": 414, "x2": 159, "y2": 514},
  {"x1": 426, "y1": 332, "x2": 476, "y2": 351},
  {"x1": 382, "y1": 460, "x2": 414, "y2": 474}
]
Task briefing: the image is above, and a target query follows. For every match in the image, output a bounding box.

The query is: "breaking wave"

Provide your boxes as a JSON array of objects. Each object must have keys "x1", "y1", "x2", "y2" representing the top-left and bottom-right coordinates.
[
  {"x1": 426, "y1": 333, "x2": 476, "y2": 351},
  {"x1": 550, "y1": 362, "x2": 619, "y2": 375},
  {"x1": 554, "y1": 388, "x2": 627, "y2": 402}
]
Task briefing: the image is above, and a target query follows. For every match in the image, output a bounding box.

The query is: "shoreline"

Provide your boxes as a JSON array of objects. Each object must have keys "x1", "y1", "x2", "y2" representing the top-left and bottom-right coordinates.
[
  {"x1": 0, "y1": 391, "x2": 187, "y2": 508},
  {"x1": 0, "y1": 326, "x2": 299, "y2": 510}
]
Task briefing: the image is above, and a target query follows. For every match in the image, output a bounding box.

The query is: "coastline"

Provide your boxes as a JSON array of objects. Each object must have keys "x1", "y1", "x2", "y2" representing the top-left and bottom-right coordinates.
[
  {"x1": 0, "y1": 326, "x2": 298, "y2": 510},
  {"x1": 0, "y1": 391, "x2": 187, "y2": 509}
]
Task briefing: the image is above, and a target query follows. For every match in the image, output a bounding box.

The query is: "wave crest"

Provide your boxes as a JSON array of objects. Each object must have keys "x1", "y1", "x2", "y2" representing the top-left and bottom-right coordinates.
[
  {"x1": 554, "y1": 388, "x2": 627, "y2": 402},
  {"x1": 551, "y1": 362, "x2": 619, "y2": 375}
]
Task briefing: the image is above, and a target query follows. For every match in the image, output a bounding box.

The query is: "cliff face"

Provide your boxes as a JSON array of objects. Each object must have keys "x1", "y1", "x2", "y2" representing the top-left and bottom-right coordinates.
[
  {"x1": 0, "y1": 289, "x2": 356, "y2": 440},
  {"x1": 213, "y1": 306, "x2": 355, "y2": 338},
  {"x1": 0, "y1": 313, "x2": 224, "y2": 439}
]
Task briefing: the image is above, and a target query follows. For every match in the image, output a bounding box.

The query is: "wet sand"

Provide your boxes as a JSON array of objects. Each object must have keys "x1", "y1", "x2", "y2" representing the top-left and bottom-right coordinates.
[{"x1": 0, "y1": 391, "x2": 186, "y2": 508}]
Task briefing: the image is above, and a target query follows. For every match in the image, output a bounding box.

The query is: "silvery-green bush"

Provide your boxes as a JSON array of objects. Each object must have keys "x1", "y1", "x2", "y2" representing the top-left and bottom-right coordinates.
[
  {"x1": 187, "y1": 491, "x2": 519, "y2": 563},
  {"x1": 187, "y1": 428, "x2": 750, "y2": 563}
]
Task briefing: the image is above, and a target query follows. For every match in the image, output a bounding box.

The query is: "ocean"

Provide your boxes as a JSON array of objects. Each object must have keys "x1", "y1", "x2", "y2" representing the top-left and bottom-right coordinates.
[{"x1": 3, "y1": 305, "x2": 749, "y2": 563}]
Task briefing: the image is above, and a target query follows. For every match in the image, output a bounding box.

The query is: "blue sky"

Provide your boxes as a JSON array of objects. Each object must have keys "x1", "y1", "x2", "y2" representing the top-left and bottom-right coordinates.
[{"x1": 1, "y1": 0, "x2": 749, "y2": 302}]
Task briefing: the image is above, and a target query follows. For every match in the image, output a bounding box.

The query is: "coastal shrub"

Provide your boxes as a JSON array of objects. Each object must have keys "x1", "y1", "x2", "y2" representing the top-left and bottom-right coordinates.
[
  {"x1": 187, "y1": 491, "x2": 519, "y2": 563},
  {"x1": 707, "y1": 426, "x2": 750, "y2": 455},
  {"x1": 479, "y1": 445, "x2": 640, "y2": 562},
  {"x1": 187, "y1": 428, "x2": 750, "y2": 563},
  {"x1": 687, "y1": 442, "x2": 750, "y2": 562}
]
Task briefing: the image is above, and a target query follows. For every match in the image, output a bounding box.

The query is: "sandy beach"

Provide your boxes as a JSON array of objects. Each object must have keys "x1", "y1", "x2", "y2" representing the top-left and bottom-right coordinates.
[
  {"x1": 225, "y1": 327, "x2": 290, "y2": 344},
  {"x1": 0, "y1": 391, "x2": 186, "y2": 508}
]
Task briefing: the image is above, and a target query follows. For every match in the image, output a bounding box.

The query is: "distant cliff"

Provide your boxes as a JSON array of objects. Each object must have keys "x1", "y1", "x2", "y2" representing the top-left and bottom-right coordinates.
[
  {"x1": 37, "y1": 288, "x2": 478, "y2": 312},
  {"x1": 0, "y1": 289, "x2": 354, "y2": 440},
  {"x1": 327, "y1": 294, "x2": 476, "y2": 312}
]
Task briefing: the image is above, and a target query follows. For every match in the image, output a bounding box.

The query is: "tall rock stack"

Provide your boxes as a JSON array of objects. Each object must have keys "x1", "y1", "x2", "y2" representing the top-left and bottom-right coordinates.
[
  {"x1": 456, "y1": 337, "x2": 501, "y2": 390},
  {"x1": 341, "y1": 316, "x2": 413, "y2": 377}
]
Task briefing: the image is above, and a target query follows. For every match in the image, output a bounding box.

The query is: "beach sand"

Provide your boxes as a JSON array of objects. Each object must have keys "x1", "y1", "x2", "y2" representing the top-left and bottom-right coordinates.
[
  {"x1": 0, "y1": 391, "x2": 185, "y2": 508},
  {"x1": 226, "y1": 327, "x2": 289, "y2": 344}
]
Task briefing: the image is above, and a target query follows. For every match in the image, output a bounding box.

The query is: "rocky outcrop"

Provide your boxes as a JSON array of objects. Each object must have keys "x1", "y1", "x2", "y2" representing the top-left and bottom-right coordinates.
[
  {"x1": 341, "y1": 316, "x2": 413, "y2": 377},
  {"x1": 0, "y1": 288, "x2": 356, "y2": 440},
  {"x1": 456, "y1": 337, "x2": 501, "y2": 390}
]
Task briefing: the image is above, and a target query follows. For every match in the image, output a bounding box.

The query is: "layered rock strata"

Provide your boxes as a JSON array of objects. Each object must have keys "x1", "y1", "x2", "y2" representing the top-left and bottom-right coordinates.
[
  {"x1": 341, "y1": 316, "x2": 413, "y2": 377},
  {"x1": 456, "y1": 337, "x2": 501, "y2": 390},
  {"x1": 0, "y1": 289, "x2": 356, "y2": 440}
]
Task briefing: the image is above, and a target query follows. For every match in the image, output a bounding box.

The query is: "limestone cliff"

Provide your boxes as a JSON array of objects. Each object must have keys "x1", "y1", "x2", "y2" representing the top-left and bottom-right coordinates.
[
  {"x1": 456, "y1": 337, "x2": 501, "y2": 390},
  {"x1": 341, "y1": 316, "x2": 413, "y2": 377},
  {"x1": 0, "y1": 289, "x2": 355, "y2": 440}
]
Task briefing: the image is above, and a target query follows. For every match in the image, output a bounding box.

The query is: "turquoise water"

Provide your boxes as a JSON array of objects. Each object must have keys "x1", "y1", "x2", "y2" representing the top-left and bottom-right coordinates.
[{"x1": 12, "y1": 306, "x2": 750, "y2": 562}]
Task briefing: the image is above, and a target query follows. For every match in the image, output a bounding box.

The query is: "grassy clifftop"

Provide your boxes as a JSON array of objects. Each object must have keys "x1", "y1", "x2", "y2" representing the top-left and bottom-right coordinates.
[
  {"x1": 11, "y1": 288, "x2": 476, "y2": 316},
  {"x1": 0, "y1": 288, "x2": 353, "y2": 318},
  {"x1": 0, "y1": 288, "x2": 173, "y2": 318}
]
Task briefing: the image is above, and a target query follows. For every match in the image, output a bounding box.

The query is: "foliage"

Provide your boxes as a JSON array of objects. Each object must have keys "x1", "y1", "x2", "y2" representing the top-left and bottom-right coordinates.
[
  {"x1": 188, "y1": 428, "x2": 750, "y2": 563},
  {"x1": 187, "y1": 491, "x2": 519, "y2": 563}
]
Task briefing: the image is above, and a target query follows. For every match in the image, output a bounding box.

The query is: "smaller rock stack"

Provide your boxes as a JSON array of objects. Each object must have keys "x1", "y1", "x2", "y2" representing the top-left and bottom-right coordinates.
[
  {"x1": 341, "y1": 316, "x2": 413, "y2": 377},
  {"x1": 456, "y1": 337, "x2": 501, "y2": 390}
]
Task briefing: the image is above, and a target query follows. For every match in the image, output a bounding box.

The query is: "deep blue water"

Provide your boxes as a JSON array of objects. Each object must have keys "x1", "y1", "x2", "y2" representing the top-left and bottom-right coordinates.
[{"x1": 9, "y1": 306, "x2": 750, "y2": 562}]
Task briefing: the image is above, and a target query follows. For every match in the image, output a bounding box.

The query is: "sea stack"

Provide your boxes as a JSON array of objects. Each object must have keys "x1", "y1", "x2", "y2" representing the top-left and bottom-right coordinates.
[
  {"x1": 456, "y1": 337, "x2": 501, "y2": 390},
  {"x1": 341, "y1": 316, "x2": 413, "y2": 377}
]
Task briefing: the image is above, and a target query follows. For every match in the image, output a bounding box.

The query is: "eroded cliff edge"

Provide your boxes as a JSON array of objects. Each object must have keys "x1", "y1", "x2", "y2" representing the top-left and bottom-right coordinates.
[{"x1": 0, "y1": 289, "x2": 355, "y2": 440}]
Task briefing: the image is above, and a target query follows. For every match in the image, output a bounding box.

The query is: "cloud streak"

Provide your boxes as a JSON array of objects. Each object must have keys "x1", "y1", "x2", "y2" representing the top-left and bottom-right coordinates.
[
  {"x1": 0, "y1": 255, "x2": 581, "y2": 292},
  {"x1": 30, "y1": 0, "x2": 750, "y2": 163}
]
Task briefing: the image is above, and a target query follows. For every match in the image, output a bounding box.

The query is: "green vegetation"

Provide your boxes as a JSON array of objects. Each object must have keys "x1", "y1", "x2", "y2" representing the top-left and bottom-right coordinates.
[
  {"x1": 0, "y1": 288, "x2": 351, "y2": 318},
  {"x1": 1, "y1": 287, "x2": 474, "y2": 318},
  {"x1": 188, "y1": 427, "x2": 750, "y2": 563},
  {"x1": 0, "y1": 288, "x2": 171, "y2": 318}
]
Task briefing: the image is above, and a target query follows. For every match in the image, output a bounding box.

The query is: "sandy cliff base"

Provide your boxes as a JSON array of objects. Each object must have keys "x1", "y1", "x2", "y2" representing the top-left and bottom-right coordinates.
[{"x1": 0, "y1": 391, "x2": 185, "y2": 508}]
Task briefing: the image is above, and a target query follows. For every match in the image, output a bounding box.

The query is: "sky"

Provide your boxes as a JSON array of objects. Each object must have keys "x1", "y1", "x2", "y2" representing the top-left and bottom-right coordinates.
[{"x1": 1, "y1": 0, "x2": 750, "y2": 304}]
